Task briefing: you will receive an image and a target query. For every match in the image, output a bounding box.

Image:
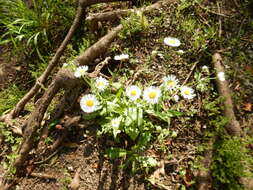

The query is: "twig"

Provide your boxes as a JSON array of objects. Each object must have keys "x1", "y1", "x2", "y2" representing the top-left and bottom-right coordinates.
[
  {"x1": 87, "y1": 57, "x2": 111, "y2": 78},
  {"x1": 198, "y1": 4, "x2": 230, "y2": 18},
  {"x1": 182, "y1": 61, "x2": 198, "y2": 86},
  {"x1": 33, "y1": 148, "x2": 62, "y2": 165},
  {"x1": 217, "y1": 2, "x2": 222, "y2": 38},
  {"x1": 29, "y1": 172, "x2": 57, "y2": 180},
  {"x1": 86, "y1": 9, "x2": 131, "y2": 23}
]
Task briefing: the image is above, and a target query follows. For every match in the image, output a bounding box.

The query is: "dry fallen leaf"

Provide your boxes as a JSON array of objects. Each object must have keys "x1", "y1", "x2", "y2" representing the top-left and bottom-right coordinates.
[
  {"x1": 245, "y1": 66, "x2": 253, "y2": 75},
  {"x1": 183, "y1": 168, "x2": 193, "y2": 187},
  {"x1": 243, "y1": 103, "x2": 252, "y2": 112}
]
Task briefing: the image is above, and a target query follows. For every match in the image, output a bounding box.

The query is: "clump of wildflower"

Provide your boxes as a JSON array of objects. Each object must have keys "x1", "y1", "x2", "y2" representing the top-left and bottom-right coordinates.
[
  {"x1": 162, "y1": 75, "x2": 179, "y2": 91},
  {"x1": 143, "y1": 86, "x2": 161, "y2": 104},
  {"x1": 74, "y1": 66, "x2": 88, "y2": 78},
  {"x1": 180, "y1": 86, "x2": 196, "y2": 100},
  {"x1": 126, "y1": 85, "x2": 141, "y2": 101},
  {"x1": 80, "y1": 94, "x2": 99, "y2": 113},
  {"x1": 164, "y1": 37, "x2": 181, "y2": 47},
  {"x1": 95, "y1": 76, "x2": 109, "y2": 92},
  {"x1": 114, "y1": 54, "x2": 129, "y2": 61}
]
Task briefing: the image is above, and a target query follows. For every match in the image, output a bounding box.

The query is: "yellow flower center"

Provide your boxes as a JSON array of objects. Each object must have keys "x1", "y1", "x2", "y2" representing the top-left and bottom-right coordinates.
[
  {"x1": 130, "y1": 90, "x2": 137, "y2": 96},
  {"x1": 148, "y1": 91, "x2": 157, "y2": 99},
  {"x1": 86, "y1": 99, "x2": 94, "y2": 107},
  {"x1": 184, "y1": 90, "x2": 190, "y2": 95},
  {"x1": 169, "y1": 39, "x2": 177, "y2": 45},
  {"x1": 97, "y1": 81, "x2": 104, "y2": 87},
  {"x1": 167, "y1": 80, "x2": 175, "y2": 87}
]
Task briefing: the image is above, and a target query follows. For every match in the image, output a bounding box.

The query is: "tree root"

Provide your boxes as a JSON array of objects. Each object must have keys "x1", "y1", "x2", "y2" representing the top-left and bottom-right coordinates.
[
  {"x1": 0, "y1": 0, "x2": 131, "y2": 122},
  {"x1": 13, "y1": 69, "x2": 81, "y2": 170},
  {"x1": 1, "y1": 3, "x2": 86, "y2": 121},
  {"x1": 197, "y1": 53, "x2": 243, "y2": 190},
  {"x1": 212, "y1": 53, "x2": 241, "y2": 136},
  {"x1": 2, "y1": 0, "x2": 178, "y2": 184}
]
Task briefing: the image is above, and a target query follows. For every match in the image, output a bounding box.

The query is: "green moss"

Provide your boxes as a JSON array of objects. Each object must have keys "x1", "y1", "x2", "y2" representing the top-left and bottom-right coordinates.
[
  {"x1": 211, "y1": 136, "x2": 253, "y2": 190},
  {"x1": 0, "y1": 85, "x2": 25, "y2": 115}
]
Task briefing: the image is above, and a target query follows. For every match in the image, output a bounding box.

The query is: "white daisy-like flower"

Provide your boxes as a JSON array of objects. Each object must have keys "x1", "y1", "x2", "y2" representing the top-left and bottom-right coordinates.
[
  {"x1": 217, "y1": 72, "x2": 225, "y2": 81},
  {"x1": 95, "y1": 76, "x2": 109, "y2": 91},
  {"x1": 111, "y1": 117, "x2": 121, "y2": 128},
  {"x1": 143, "y1": 86, "x2": 161, "y2": 104},
  {"x1": 74, "y1": 65, "x2": 89, "y2": 78},
  {"x1": 180, "y1": 86, "x2": 196, "y2": 100},
  {"x1": 126, "y1": 85, "x2": 142, "y2": 101},
  {"x1": 80, "y1": 94, "x2": 99, "y2": 113},
  {"x1": 164, "y1": 37, "x2": 181, "y2": 47},
  {"x1": 62, "y1": 63, "x2": 68, "y2": 68},
  {"x1": 202, "y1": 65, "x2": 209, "y2": 72},
  {"x1": 114, "y1": 54, "x2": 129, "y2": 61},
  {"x1": 162, "y1": 75, "x2": 179, "y2": 91},
  {"x1": 177, "y1": 50, "x2": 185, "y2": 54},
  {"x1": 173, "y1": 94, "x2": 179, "y2": 102}
]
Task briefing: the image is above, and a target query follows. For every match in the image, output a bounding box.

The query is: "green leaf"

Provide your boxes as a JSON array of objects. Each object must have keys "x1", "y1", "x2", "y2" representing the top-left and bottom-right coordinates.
[
  {"x1": 125, "y1": 124, "x2": 139, "y2": 141},
  {"x1": 106, "y1": 147, "x2": 127, "y2": 159}
]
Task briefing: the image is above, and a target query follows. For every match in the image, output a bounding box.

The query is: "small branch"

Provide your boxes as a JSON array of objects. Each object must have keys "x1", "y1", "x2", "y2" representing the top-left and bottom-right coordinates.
[
  {"x1": 88, "y1": 57, "x2": 111, "y2": 78},
  {"x1": 217, "y1": 2, "x2": 222, "y2": 38},
  {"x1": 33, "y1": 148, "x2": 61, "y2": 165},
  {"x1": 198, "y1": 4, "x2": 230, "y2": 18},
  {"x1": 86, "y1": 9, "x2": 131, "y2": 23},
  {"x1": 182, "y1": 61, "x2": 198, "y2": 86},
  {"x1": 29, "y1": 172, "x2": 57, "y2": 180}
]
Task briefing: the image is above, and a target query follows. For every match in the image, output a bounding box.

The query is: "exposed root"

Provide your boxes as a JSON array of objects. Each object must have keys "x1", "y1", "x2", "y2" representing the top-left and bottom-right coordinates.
[
  {"x1": 13, "y1": 69, "x2": 81, "y2": 170},
  {"x1": 1, "y1": 0, "x2": 131, "y2": 121},
  {"x1": 212, "y1": 53, "x2": 241, "y2": 136},
  {"x1": 5, "y1": 3, "x2": 86, "y2": 120},
  {"x1": 49, "y1": 116, "x2": 81, "y2": 152},
  {"x1": 76, "y1": 24, "x2": 123, "y2": 66}
]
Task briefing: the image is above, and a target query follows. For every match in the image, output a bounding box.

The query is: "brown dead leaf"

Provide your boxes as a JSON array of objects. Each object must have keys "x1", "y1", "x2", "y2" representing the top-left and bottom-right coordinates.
[
  {"x1": 183, "y1": 168, "x2": 193, "y2": 187},
  {"x1": 245, "y1": 66, "x2": 253, "y2": 75},
  {"x1": 243, "y1": 103, "x2": 252, "y2": 112}
]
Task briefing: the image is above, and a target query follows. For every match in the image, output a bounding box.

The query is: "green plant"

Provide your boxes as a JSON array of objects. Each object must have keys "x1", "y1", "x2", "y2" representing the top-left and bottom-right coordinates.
[
  {"x1": 211, "y1": 136, "x2": 253, "y2": 190},
  {"x1": 73, "y1": 66, "x2": 197, "y2": 173},
  {"x1": 0, "y1": 123, "x2": 22, "y2": 177},
  {"x1": 0, "y1": 85, "x2": 25, "y2": 115},
  {"x1": 119, "y1": 10, "x2": 149, "y2": 39},
  {"x1": 0, "y1": 0, "x2": 75, "y2": 60}
]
